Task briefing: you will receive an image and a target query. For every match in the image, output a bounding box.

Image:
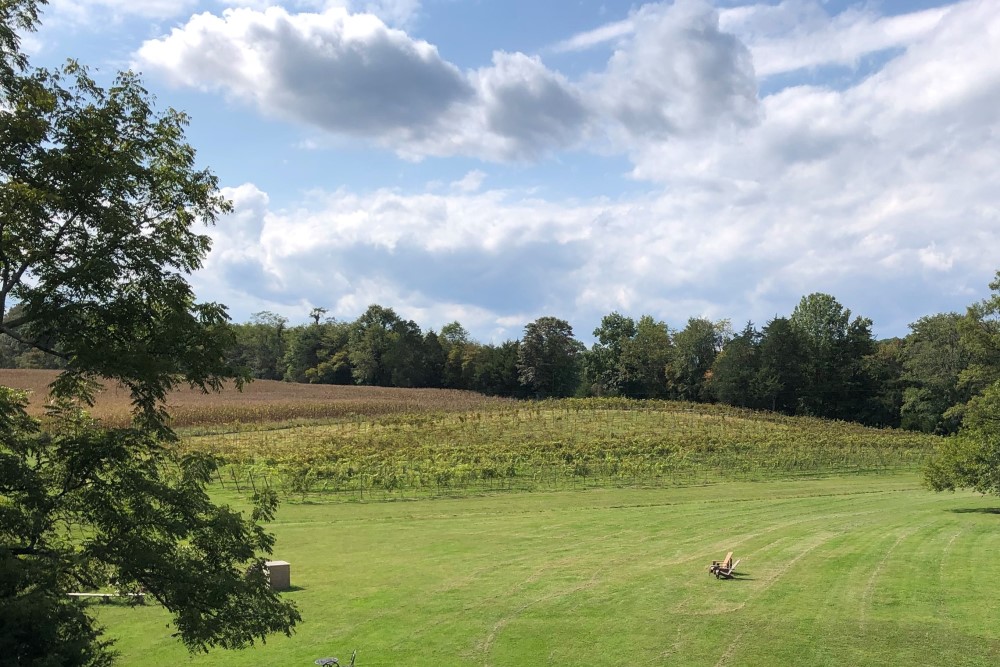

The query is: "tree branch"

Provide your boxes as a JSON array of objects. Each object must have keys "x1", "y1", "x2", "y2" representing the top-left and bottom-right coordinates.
[
  {"x1": 6, "y1": 545, "x2": 59, "y2": 558},
  {"x1": 0, "y1": 323, "x2": 68, "y2": 360}
]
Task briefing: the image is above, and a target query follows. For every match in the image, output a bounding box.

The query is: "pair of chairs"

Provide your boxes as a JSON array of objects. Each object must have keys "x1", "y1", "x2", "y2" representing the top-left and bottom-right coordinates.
[{"x1": 708, "y1": 551, "x2": 740, "y2": 579}]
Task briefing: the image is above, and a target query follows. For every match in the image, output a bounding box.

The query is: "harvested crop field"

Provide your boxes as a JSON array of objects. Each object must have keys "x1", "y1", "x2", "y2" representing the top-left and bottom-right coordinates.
[{"x1": 0, "y1": 369, "x2": 512, "y2": 427}]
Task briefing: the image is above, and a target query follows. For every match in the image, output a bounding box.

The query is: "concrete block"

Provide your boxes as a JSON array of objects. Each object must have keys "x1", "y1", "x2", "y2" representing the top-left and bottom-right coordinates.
[{"x1": 265, "y1": 560, "x2": 290, "y2": 591}]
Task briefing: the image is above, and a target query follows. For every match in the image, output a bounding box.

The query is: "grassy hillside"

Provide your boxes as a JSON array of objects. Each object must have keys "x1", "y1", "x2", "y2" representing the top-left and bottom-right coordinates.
[
  {"x1": 94, "y1": 477, "x2": 1000, "y2": 666},
  {"x1": 180, "y1": 398, "x2": 940, "y2": 498}
]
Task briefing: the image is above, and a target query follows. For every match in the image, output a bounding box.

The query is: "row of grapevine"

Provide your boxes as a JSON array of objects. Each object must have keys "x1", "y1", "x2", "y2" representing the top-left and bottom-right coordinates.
[{"x1": 177, "y1": 398, "x2": 939, "y2": 500}]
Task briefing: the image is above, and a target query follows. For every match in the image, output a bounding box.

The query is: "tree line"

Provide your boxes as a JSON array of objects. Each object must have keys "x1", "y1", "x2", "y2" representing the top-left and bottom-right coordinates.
[
  {"x1": 9, "y1": 284, "x2": 990, "y2": 435},
  {"x1": 208, "y1": 287, "x2": 1000, "y2": 434}
]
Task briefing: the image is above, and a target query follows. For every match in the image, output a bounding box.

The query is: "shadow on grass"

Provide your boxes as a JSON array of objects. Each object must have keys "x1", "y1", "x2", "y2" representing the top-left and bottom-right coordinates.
[
  {"x1": 948, "y1": 507, "x2": 1000, "y2": 514},
  {"x1": 949, "y1": 507, "x2": 1000, "y2": 514},
  {"x1": 283, "y1": 585, "x2": 307, "y2": 592}
]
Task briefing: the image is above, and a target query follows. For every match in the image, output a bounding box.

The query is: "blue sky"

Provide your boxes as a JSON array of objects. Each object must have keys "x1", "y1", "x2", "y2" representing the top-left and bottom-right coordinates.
[{"x1": 24, "y1": 0, "x2": 1000, "y2": 342}]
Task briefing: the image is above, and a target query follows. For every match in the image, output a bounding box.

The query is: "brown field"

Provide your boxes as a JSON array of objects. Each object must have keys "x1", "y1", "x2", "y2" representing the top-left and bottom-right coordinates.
[{"x1": 0, "y1": 369, "x2": 512, "y2": 428}]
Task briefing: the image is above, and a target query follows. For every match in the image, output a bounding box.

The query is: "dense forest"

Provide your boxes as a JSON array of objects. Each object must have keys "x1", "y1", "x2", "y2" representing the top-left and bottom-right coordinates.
[{"x1": 5, "y1": 275, "x2": 1000, "y2": 435}]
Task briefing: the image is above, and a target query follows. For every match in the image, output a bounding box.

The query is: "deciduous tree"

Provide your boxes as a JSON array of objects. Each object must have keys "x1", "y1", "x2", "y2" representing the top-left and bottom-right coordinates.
[
  {"x1": 0, "y1": 3, "x2": 299, "y2": 662},
  {"x1": 901, "y1": 313, "x2": 969, "y2": 433},
  {"x1": 790, "y1": 294, "x2": 876, "y2": 420},
  {"x1": 517, "y1": 316, "x2": 584, "y2": 398}
]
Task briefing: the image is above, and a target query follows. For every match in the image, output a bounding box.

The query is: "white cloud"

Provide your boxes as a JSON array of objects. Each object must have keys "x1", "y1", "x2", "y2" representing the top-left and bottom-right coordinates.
[
  {"x1": 192, "y1": 0, "x2": 1000, "y2": 340},
  {"x1": 722, "y1": 1, "x2": 951, "y2": 77},
  {"x1": 450, "y1": 170, "x2": 486, "y2": 193},
  {"x1": 595, "y1": 0, "x2": 758, "y2": 140},
  {"x1": 137, "y1": 1, "x2": 755, "y2": 160},
  {"x1": 553, "y1": 0, "x2": 951, "y2": 78},
  {"x1": 137, "y1": 7, "x2": 470, "y2": 143},
  {"x1": 48, "y1": 0, "x2": 198, "y2": 21},
  {"x1": 549, "y1": 17, "x2": 634, "y2": 53}
]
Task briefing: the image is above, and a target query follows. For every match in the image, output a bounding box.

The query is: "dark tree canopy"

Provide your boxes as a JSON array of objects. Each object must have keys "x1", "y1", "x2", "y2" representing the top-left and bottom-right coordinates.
[
  {"x1": 901, "y1": 313, "x2": 969, "y2": 433},
  {"x1": 517, "y1": 316, "x2": 584, "y2": 398},
  {"x1": 925, "y1": 380, "x2": 1000, "y2": 495},
  {"x1": 665, "y1": 318, "x2": 728, "y2": 402},
  {"x1": 0, "y1": 3, "x2": 299, "y2": 663},
  {"x1": 956, "y1": 272, "x2": 1000, "y2": 404},
  {"x1": 789, "y1": 294, "x2": 877, "y2": 420}
]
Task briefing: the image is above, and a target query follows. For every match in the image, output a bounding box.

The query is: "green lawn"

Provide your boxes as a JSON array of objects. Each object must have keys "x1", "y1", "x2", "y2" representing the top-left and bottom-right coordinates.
[{"x1": 96, "y1": 475, "x2": 1000, "y2": 666}]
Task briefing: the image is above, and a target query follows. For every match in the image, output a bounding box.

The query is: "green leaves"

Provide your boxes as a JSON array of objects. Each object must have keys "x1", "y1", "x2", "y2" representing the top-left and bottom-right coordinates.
[
  {"x1": 1, "y1": 6, "x2": 295, "y2": 661},
  {"x1": 517, "y1": 316, "x2": 584, "y2": 398},
  {"x1": 1, "y1": 56, "x2": 240, "y2": 430}
]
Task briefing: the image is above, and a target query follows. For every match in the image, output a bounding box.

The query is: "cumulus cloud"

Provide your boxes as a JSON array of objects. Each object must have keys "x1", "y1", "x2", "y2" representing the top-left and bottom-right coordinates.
[
  {"x1": 596, "y1": 0, "x2": 758, "y2": 140},
  {"x1": 137, "y1": 1, "x2": 755, "y2": 160},
  {"x1": 138, "y1": 7, "x2": 471, "y2": 142},
  {"x1": 192, "y1": 0, "x2": 1000, "y2": 340}
]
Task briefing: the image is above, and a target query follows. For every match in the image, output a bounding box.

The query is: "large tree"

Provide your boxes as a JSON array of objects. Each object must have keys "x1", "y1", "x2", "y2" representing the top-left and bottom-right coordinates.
[
  {"x1": 0, "y1": 3, "x2": 299, "y2": 663},
  {"x1": 587, "y1": 313, "x2": 672, "y2": 398},
  {"x1": 789, "y1": 294, "x2": 876, "y2": 420},
  {"x1": 665, "y1": 318, "x2": 729, "y2": 402},
  {"x1": 587, "y1": 312, "x2": 637, "y2": 396},
  {"x1": 925, "y1": 271, "x2": 1000, "y2": 496},
  {"x1": 925, "y1": 379, "x2": 1000, "y2": 495},
  {"x1": 901, "y1": 313, "x2": 969, "y2": 433},
  {"x1": 439, "y1": 321, "x2": 473, "y2": 389},
  {"x1": 955, "y1": 271, "x2": 1000, "y2": 409},
  {"x1": 228, "y1": 311, "x2": 288, "y2": 381},
  {"x1": 755, "y1": 317, "x2": 808, "y2": 414},
  {"x1": 347, "y1": 304, "x2": 430, "y2": 387},
  {"x1": 517, "y1": 316, "x2": 584, "y2": 398},
  {"x1": 709, "y1": 322, "x2": 763, "y2": 409}
]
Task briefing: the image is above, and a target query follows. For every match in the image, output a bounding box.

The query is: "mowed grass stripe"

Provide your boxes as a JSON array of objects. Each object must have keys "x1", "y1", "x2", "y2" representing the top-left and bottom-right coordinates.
[{"x1": 96, "y1": 476, "x2": 1000, "y2": 666}]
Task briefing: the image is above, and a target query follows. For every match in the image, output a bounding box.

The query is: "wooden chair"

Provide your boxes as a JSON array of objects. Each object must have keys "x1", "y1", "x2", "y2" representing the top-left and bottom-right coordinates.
[
  {"x1": 713, "y1": 559, "x2": 741, "y2": 579},
  {"x1": 708, "y1": 552, "x2": 733, "y2": 574}
]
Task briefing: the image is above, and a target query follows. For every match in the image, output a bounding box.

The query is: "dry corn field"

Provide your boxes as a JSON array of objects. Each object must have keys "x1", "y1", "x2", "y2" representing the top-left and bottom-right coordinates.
[{"x1": 0, "y1": 369, "x2": 512, "y2": 427}]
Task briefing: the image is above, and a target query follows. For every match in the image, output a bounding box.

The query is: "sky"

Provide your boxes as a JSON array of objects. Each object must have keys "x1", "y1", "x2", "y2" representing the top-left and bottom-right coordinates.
[{"x1": 22, "y1": 0, "x2": 1000, "y2": 342}]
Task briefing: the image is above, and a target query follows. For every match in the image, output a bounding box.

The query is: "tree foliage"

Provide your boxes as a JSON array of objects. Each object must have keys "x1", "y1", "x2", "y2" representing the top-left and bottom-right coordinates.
[
  {"x1": 956, "y1": 271, "x2": 1000, "y2": 407},
  {"x1": 925, "y1": 380, "x2": 1000, "y2": 495},
  {"x1": 665, "y1": 318, "x2": 729, "y2": 402},
  {"x1": 0, "y1": 4, "x2": 299, "y2": 661},
  {"x1": 789, "y1": 294, "x2": 877, "y2": 420},
  {"x1": 901, "y1": 313, "x2": 969, "y2": 433},
  {"x1": 517, "y1": 316, "x2": 584, "y2": 398},
  {"x1": 588, "y1": 313, "x2": 671, "y2": 398}
]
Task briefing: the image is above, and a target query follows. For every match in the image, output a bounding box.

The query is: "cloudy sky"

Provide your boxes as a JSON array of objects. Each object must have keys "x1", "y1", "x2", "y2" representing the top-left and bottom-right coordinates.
[{"x1": 25, "y1": 0, "x2": 1000, "y2": 342}]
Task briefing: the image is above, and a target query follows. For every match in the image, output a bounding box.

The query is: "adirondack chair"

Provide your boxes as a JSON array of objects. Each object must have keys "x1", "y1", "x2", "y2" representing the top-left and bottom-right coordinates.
[
  {"x1": 708, "y1": 552, "x2": 733, "y2": 576},
  {"x1": 713, "y1": 559, "x2": 740, "y2": 579}
]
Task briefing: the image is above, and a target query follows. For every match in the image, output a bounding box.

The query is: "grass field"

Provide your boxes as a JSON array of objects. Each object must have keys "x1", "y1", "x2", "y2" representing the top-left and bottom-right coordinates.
[
  {"x1": 9, "y1": 369, "x2": 988, "y2": 664},
  {"x1": 94, "y1": 476, "x2": 1000, "y2": 666}
]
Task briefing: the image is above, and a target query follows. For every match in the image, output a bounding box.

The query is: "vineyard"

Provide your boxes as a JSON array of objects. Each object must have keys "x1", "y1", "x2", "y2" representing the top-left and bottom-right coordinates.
[
  {"x1": 176, "y1": 398, "x2": 940, "y2": 499},
  {"x1": 1, "y1": 370, "x2": 941, "y2": 500}
]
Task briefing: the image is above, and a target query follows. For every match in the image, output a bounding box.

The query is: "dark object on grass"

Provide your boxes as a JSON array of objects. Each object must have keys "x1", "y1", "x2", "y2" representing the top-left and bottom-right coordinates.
[
  {"x1": 316, "y1": 650, "x2": 356, "y2": 666},
  {"x1": 710, "y1": 558, "x2": 741, "y2": 579},
  {"x1": 708, "y1": 551, "x2": 742, "y2": 579}
]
